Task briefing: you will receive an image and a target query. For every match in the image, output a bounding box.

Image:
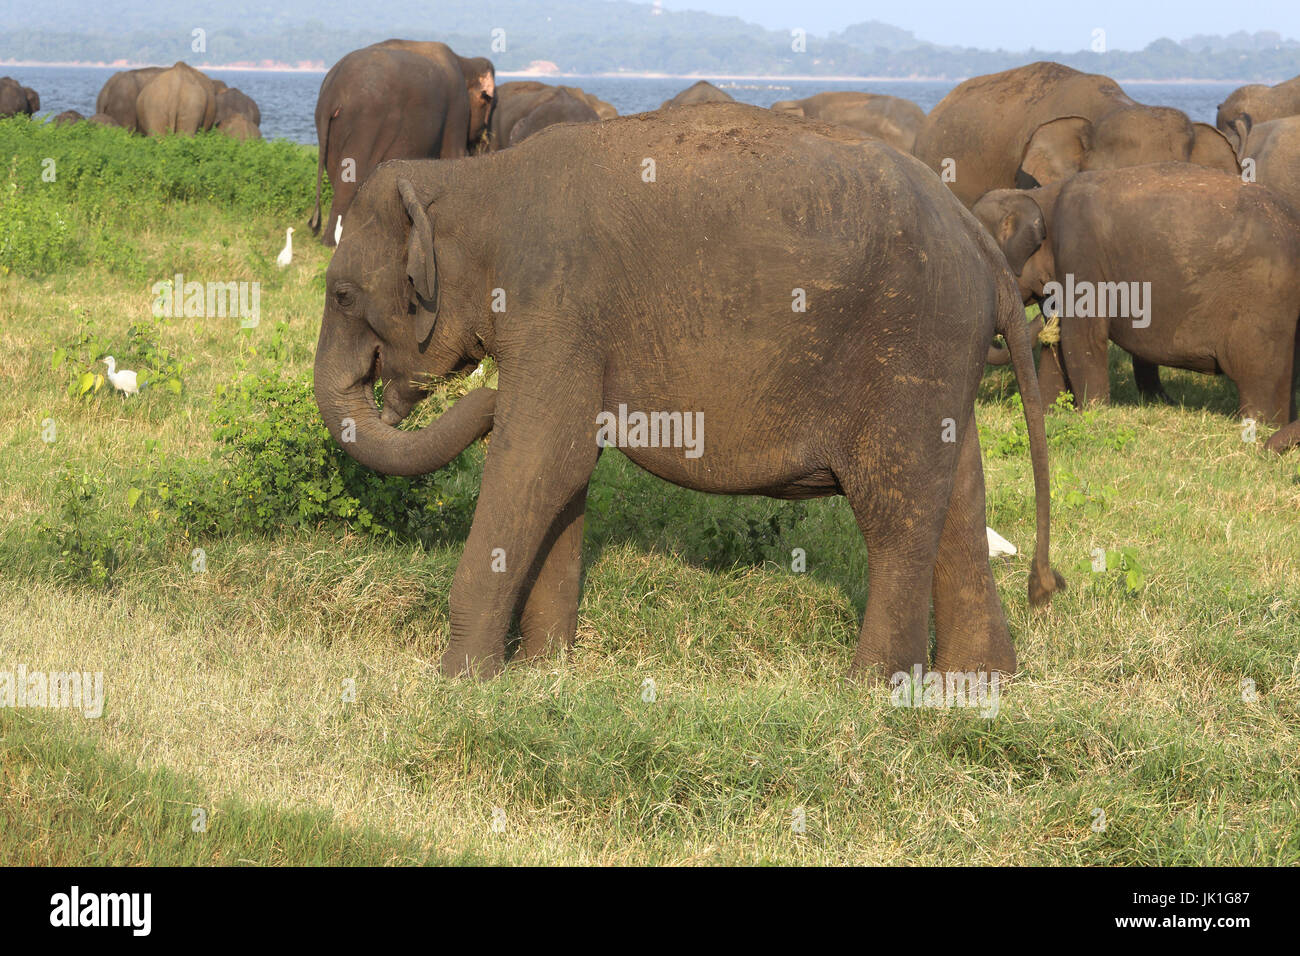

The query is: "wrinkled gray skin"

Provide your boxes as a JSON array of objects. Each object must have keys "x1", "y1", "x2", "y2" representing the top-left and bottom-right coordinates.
[
  {"x1": 136, "y1": 62, "x2": 218, "y2": 136},
  {"x1": 973, "y1": 165, "x2": 1300, "y2": 454},
  {"x1": 770, "y1": 91, "x2": 925, "y2": 152},
  {"x1": 660, "y1": 80, "x2": 734, "y2": 109},
  {"x1": 0, "y1": 77, "x2": 40, "y2": 117},
  {"x1": 1217, "y1": 76, "x2": 1300, "y2": 131},
  {"x1": 1223, "y1": 115, "x2": 1300, "y2": 213},
  {"x1": 312, "y1": 104, "x2": 1063, "y2": 681},
  {"x1": 95, "y1": 67, "x2": 164, "y2": 131},
  {"x1": 914, "y1": 62, "x2": 1240, "y2": 207}
]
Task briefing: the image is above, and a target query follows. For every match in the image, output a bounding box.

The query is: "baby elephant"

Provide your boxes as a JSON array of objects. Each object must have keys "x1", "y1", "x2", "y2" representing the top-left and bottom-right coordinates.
[
  {"x1": 314, "y1": 104, "x2": 1064, "y2": 680},
  {"x1": 974, "y1": 164, "x2": 1300, "y2": 452}
]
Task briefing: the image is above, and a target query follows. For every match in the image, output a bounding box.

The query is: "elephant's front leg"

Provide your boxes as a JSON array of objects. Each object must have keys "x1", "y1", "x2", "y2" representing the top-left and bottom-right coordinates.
[
  {"x1": 931, "y1": 416, "x2": 1016, "y2": 677},
  {"x1": 512, "y1": 484, "x2": 588, "y2": 661},
  {"x1": 441, "y1": 396, "x2": 599, "y2": 678}
]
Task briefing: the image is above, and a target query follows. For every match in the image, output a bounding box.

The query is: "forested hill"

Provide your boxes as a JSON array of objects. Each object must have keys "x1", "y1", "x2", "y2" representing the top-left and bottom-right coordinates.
[{"x1": 0, "y1": 0, "x2": 1297, "y2": 80}]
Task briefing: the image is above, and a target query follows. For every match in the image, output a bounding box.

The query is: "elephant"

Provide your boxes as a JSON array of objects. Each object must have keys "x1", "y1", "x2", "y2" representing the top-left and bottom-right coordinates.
[
  {"x1": 52, "y1": 110, "x2": 85, "y2": 126},
  {"x1": 1217, "y1": 76, "x2": 1300, "y2": 132},
  {"x1": 0, "y1": 77, "x2": 39, "y2": 117},
  {"x1": 218, "y1": 113, "x2": 262, "y2": 141},
  {"x1": 486, "y1": 81, "x2": 610, "y2": 150},
  {"x1": 95, "y1": 66, "x2": 164, "y2": 131},
  {"x1": 1222, "y1": 115, "x2": 1300, "y2": 213},
  {"x1": 913, "y1": 62, "x2": 1239, "y2": 207},
  {"x1": 135, "y1": 62, "x2": 217, "y2": 136},
  {"x1": 215, "y1": 87, "x2": 261, "y2": 128},
  {"x1": 493, "y1": 86, "x2": 598, "y2": 149},
  {"x1": 770, "y1": 91, "x2": 925, "y2": 153},
  {"x1": 972, "y1": 164, "x2": 1300, "y2": 453},
  {"x1": 660, "y1": 80, "x2": 734, "y2": 109},
  {"x1": 311, "y1": 104, "x2": 1064, "y2": 681},
  {"x1": 89, "y1": 112, "x2": 121, "y2": 127},
  {"x1": 310, "y1": 39, "x2": 496, "y2": 247}
]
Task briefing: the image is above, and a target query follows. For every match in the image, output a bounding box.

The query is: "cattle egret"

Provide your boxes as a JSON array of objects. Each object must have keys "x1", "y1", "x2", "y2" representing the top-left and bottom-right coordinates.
[
  {"x1": 102, "y1": 356, "x2": 139, "y2": 396},
  {"x1": 986, "y1": 526, "x2": 1017, "y2": 557},
  {"x1": 334, "y1": 216, "x2": 343, "y2": 245},
  {"x1": 277, "y1": 226, "x2": 294, "y2": 268}
]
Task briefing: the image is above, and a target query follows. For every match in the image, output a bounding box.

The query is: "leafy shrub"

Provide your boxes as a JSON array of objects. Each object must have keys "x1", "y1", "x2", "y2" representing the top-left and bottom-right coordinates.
[
  {"x1": 36, "y1": 468, "x2": 125, "y2": 588},
  {"x1": 52, "y1": 316, "x2": 185, "y2": 399},
  {"x1": 1073, "y1": 546, "x2": 1148, "y2": 595},
  {"x1": 0, "y1": 177, "x2": 76, "y2": 276},
  {"x1": 143, "y1": 369, "x2": 481, "y2": 545},
  {"x1": 981, "y1": 391, "x2": 1138, "y2": 458}
]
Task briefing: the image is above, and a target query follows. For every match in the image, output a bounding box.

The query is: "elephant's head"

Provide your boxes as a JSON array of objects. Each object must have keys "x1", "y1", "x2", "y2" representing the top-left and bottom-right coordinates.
[
  {"x1": 1018, "y1": 106, "x2": 1239, "y2": 187},
  {"x1": 314, "y1": 161, "x2": 496, "y2": 477},
  {"x1": 769, "y1": 99, "x2": 805, "y2": 117},
  {"x1": 971, "y1": 188, "x2": 1057, "y2": 303},
  {"x1": 1220, "y1": 112, "x2": 1254, "y2": 161},
  {"x1": 460, "y1": 57, "x2": 497, "y2": 147}
]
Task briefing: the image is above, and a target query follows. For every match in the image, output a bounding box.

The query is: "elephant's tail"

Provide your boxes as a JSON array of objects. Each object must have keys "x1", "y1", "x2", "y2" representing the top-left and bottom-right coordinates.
[
  {"x1": 995, "y1": 278, "x2": 1066, "y2": 606},
  {"x1": 309, "y1": 107, "x2": 333, "y2": 234}
]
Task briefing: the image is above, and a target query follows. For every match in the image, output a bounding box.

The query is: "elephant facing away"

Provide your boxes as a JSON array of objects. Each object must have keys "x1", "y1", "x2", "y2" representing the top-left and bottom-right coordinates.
[
  {"x1": 488, "y1": 85, "x2": 599, "y2": 149},
  {"x1": 135, "y1": 62, "x2": 217, "y2": 136},
  {"x1": 310, "y1": 39, "x2": 496, "y2": 246},
  {"x1": 1222, "y1": 115, "x2": 1300, "y2": 213},
  {"x1": 770, "y1": 91, "x2": 925, "y2": 153},
  {"x1": 0, "y1": 77, "x2": 40, "y2": 117},
  {"x1": 95, "y1": 66, "x2": 164, "y2": 131},
  {"x1": 1217, "y1": 76, "x2": 1300, "y2": 131},
  {"x1": 660, "y1": 80, "x2": 734, "y2": 109},
  {"x1": 312, "y1": 104, "x2": 1063, "y2": 681},
  {"x1": 913, "y1": 62, "x2": 1239, "y2": 207},
  {"x1": 972, "y1": 165, "x2": 1300, "y2": 452}
]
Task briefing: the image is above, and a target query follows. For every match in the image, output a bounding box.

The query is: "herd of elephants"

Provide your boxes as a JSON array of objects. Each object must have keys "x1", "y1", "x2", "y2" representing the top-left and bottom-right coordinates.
[{"x1": 5, "y1": 42, "x2": 1300, "y2": 681}]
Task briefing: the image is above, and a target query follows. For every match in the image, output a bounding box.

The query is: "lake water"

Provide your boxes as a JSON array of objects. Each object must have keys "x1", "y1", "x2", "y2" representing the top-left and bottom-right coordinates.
[{"x1": 8, "y1": 64, "x2": 1240, "y2": 145}]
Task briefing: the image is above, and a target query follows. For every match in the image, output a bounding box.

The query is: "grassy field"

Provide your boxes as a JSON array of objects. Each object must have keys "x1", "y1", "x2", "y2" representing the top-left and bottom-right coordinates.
[{"x1": 1, "y1": 119, "x2": 1298, "y2": 865}]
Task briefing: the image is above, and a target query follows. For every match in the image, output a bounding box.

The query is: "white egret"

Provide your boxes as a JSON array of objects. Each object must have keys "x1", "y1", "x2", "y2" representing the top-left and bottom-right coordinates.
[
  {"x1": 276, "y1": 226, "x2": 294, "y2": 268},
  {"x1": 102, "y1": 356, "x2": 139, "y2": 396}
]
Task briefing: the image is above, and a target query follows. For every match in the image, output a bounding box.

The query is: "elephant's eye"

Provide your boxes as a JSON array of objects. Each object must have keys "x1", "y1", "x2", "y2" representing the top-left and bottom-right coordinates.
[{"x1": 333, "y1": 287, "x2": 356, "y2": 309}]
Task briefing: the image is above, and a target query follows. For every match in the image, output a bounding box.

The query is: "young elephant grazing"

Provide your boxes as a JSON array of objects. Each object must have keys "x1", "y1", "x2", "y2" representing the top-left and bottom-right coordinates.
[
  {"x1": 973, "y1": 164, "x2": 1300, "y2": 452},
  {"x1": 313, "y1": 104, "x2": 1063, "y2": 680}
]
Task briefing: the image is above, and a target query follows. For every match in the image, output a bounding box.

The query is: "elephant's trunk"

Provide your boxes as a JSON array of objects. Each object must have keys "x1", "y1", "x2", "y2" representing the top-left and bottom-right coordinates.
[{"x1": 313, "y1": 325, "x2": 495, "y2": 477}]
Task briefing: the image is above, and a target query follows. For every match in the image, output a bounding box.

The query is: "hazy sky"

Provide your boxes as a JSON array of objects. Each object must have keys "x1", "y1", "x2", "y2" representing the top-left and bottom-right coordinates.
[{"x1": 659, "y1": 0, "x2": 1299, "y2": 50}]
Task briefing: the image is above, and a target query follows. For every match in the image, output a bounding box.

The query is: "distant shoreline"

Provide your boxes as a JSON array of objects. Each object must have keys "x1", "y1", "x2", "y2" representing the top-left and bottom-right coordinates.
[{"x1": 0, "y1": 59, "x2": 1255, "y2": 84}]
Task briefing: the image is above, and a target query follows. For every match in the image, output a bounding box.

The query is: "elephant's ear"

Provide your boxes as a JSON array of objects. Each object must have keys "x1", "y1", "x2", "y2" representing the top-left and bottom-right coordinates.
[
  {"x1": 397, "y1": 178, "x2": 439, "y2": 344},
  {"x1": 1020, "y1": 116, "x2": 1092, "y2": 187},
  {"x1": 997, "y1": 193, "x2": 1048, "y2": 277},
  {"x1": 1227, "y1": 114, "x2": 1253, "y2": 162},
  {"x1": 1190, "y1": 122, "x2": 1241, "y2": 173},
  {"x1": 23, "y1": 87, "x2": 39, "y2": 112}
]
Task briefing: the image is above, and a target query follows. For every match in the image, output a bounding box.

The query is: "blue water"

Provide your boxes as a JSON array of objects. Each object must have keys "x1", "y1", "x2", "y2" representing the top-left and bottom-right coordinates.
[{"x1": 4, "y1": 64, "x2": 1240, "y2": 145}]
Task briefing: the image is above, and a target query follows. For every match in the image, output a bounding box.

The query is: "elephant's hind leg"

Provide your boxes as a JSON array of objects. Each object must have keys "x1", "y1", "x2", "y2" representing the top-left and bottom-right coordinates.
[{"x1": 931, "y1": 417, "x2": 1016, "y2": 677}]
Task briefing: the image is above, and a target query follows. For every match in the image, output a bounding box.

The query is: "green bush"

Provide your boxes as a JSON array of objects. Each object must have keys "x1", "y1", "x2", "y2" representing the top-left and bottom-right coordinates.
[
  {"x1": 144, "y1": 369, "x2": 482, "y2": 545},
  {"x1": 0, "y1": 177, "x2": 76, "y2": 276},
  {"x1": 52, "y1": 315, "x2": 185, "y2": 399}
]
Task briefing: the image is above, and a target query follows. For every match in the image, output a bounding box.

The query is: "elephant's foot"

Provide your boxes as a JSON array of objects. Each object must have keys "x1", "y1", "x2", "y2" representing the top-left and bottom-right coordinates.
[
  {"x1": 933, "y1": 615, "x2": 1017, "y2": 678},
  {"x1": 1264, "y1": 419, "x2": 1300, "y2": 454},
  {"x1": 438, "y1": 642, "x2": 506, "y2": 680}
]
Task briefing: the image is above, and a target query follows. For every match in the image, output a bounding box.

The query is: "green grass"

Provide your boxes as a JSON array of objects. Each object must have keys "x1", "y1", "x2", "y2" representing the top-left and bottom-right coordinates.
[{"x1": 1, "y1": 123, "x2": 1298, "y2": 865}]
